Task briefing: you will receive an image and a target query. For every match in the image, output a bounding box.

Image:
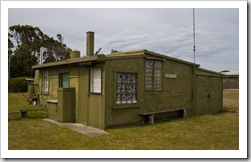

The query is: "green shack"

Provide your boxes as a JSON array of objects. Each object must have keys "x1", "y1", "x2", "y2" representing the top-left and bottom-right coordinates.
[{"x1": 32, "y1": 31, "x2": 223, "y2": 130}]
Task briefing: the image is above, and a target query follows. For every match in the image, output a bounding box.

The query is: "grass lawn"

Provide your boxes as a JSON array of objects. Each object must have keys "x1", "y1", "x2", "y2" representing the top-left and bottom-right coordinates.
[{"x1": 8, "y1": 90, "x2": 239, "y2": 150}]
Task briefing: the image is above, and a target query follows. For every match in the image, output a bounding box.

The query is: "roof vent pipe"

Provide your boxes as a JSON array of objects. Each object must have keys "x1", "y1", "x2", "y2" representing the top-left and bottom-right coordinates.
[{"x1": 86, "y1": 31, "x2": 94, "y2": 57}]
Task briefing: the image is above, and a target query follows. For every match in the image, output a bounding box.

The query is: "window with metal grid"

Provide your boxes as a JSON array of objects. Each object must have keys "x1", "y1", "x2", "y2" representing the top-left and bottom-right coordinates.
[{"x1": 116, "y1": 72, "x2": 138, "y2": 104}]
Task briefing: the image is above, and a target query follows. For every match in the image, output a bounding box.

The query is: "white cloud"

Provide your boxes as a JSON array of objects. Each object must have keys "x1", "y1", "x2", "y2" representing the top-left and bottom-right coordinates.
[{"x1": 8, "y1": 8, "x2": 239, "y2": 72}]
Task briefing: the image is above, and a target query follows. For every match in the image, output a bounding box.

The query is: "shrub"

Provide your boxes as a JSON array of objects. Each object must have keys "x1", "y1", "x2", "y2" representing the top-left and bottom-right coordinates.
[{"x1": 8, "y1": 77, "x2": 27, "y2": 92}]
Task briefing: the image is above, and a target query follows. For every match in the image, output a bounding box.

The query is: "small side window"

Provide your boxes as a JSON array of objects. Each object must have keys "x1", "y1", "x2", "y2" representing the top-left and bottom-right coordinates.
[
  {"x1": 90, "y1": 68, "x2": 102, "y2": 94},
  {"x1": 59, "y1": 73, "x2": 69, "y2": 88},
  {"x1": 41, "y1": 70, "x2": 49, "y2": 93}
]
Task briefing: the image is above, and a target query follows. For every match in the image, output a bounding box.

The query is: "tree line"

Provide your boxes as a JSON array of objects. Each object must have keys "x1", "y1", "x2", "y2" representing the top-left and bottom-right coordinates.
[{"x1": 8, "y1": 25, "x2": 72, "y2": 77}]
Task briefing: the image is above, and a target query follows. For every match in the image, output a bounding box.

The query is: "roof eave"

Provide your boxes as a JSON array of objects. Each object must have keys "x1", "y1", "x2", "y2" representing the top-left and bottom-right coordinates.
[
  {"x1": 32, "y1": 54, "x2": 106, "y2": 69},
  {"x1": 144, "y1": 50, "x2": 200, "y2": 67},
  {"x1": 196, "y1": 67, "x2": 224, "y2": 76}
]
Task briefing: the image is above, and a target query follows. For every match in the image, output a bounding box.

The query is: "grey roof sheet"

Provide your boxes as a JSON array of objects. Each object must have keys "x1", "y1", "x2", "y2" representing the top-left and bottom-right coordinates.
[{"x1": 221, "y1": 70, "x2": 239, "y2": 75}]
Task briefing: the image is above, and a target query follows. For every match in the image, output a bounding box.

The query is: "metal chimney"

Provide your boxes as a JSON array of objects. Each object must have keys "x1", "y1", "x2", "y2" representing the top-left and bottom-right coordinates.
[{"x1": 86, "y1": 31, "x2": 94, "y2": 57}]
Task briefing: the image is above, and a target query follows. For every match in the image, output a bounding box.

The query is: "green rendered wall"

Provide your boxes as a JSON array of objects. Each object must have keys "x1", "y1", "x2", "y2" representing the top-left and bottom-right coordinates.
[
  {"x1": 104, "y1": 56, "x2": 195, "y2": 128},
  {"x1": 104, "y1": 57, "x2": 144, "y2": 127},
  {"x1": 104, "y1": 55, "x2": 222, "y2": 128},
  {"x1": 143, "y1": 56, "x2": 194, "y2": 115}
]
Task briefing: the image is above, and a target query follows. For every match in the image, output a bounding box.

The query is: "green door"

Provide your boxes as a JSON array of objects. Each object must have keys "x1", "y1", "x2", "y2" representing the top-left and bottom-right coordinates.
[{"x1": 196, "y1": 75, "x2": 221, "y2": 115}]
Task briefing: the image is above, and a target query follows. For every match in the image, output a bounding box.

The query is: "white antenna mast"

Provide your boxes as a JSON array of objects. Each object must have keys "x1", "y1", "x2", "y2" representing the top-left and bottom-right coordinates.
[
  {"x1": 192, "y1": 8, "x2": 196, "y2": 114},
  {"x1": 193, "y1": 8, "x2": 196, "y2": 64}
]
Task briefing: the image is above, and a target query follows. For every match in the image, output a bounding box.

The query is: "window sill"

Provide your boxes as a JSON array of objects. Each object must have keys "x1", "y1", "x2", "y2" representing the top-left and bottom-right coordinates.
[
  {"x1": 89, "y1": 92, "x2": 102, "y2": 95},
  {"x1": 113, "y1": 103, "x2": 140, "y2": 109},
  {"x1": 144, "y1": 90, "x2": 162, "y2": 92}
]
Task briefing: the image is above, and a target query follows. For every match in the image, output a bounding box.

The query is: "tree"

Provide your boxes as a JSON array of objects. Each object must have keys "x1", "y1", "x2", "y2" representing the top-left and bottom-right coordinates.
[
  {"x1": 10, "y1": 44, "x2": 37, "y2": 77},
  {"x1": 8, "y1": 33, "x2": 14, "y2": 79},
  {"x1": 42, "y1": 35, "x2": 71, "y2": 63},
  {"x1": 8, "y1": 25, "x2": 72, "y2": 77}
]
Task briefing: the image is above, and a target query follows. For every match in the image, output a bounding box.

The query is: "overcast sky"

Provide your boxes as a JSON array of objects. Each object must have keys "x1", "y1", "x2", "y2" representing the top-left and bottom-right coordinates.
[{"x1": 8, "y1": 8, "x2": 239, "y2": 72}]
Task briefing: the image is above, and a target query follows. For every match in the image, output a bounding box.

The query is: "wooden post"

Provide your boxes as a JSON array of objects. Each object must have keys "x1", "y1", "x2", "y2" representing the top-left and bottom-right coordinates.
[{"x1": 20, "y1": 110, "x2": 27, "y2": 118}]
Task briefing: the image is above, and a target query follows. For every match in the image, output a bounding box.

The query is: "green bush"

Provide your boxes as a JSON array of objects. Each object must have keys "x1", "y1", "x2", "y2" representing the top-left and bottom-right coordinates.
[{"x1": 8, "y1": 77, "x2": 27, "y2": 92}]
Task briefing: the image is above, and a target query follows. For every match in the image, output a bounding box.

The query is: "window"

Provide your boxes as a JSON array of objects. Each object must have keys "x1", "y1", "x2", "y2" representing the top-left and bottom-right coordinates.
[
  {"x1": 41, "y1": 70, "x2": 48, "y2": 93},
  {"x1": 154, "y1": 61, "x2": 162, "y2": 90},
  {"x1": 90, "y1": 68, "x2": 102, "y2": 93},
  {"x1": 145, "y1": 60, "x2": 162, "y2": 91},
  {"x1": 145, "y1": 60, "x2": 153, "y2": 90},
  {"x1": 116, "y1": 72, "x2": 138, "y2": 104},
  {"x1": 59, "y1": 73, "x2": 69, "y2": 88}
]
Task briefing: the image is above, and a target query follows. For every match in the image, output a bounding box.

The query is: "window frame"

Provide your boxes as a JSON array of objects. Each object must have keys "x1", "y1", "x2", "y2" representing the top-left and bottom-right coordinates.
[
  {"x1": 89, "y1": 67, "x2": 102, "y2": 94},
  {"x1": 145, "y1": 59, "x2": 163, "y2": 91},
  {"x1": 41, "y1": 70, "x2": 49, "y2": 94},
  {"x1": 59, "y1": 73, "x2": 69, "y2": 88},
  {"x1": 113, "y1": 70, "x2": 140, "y2": 109}
]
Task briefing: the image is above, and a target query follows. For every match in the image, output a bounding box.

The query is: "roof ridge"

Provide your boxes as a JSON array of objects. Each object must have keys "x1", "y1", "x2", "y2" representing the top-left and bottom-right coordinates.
[{"x1": 106, "y1": 49, "x2": 146, "y2": 56}]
